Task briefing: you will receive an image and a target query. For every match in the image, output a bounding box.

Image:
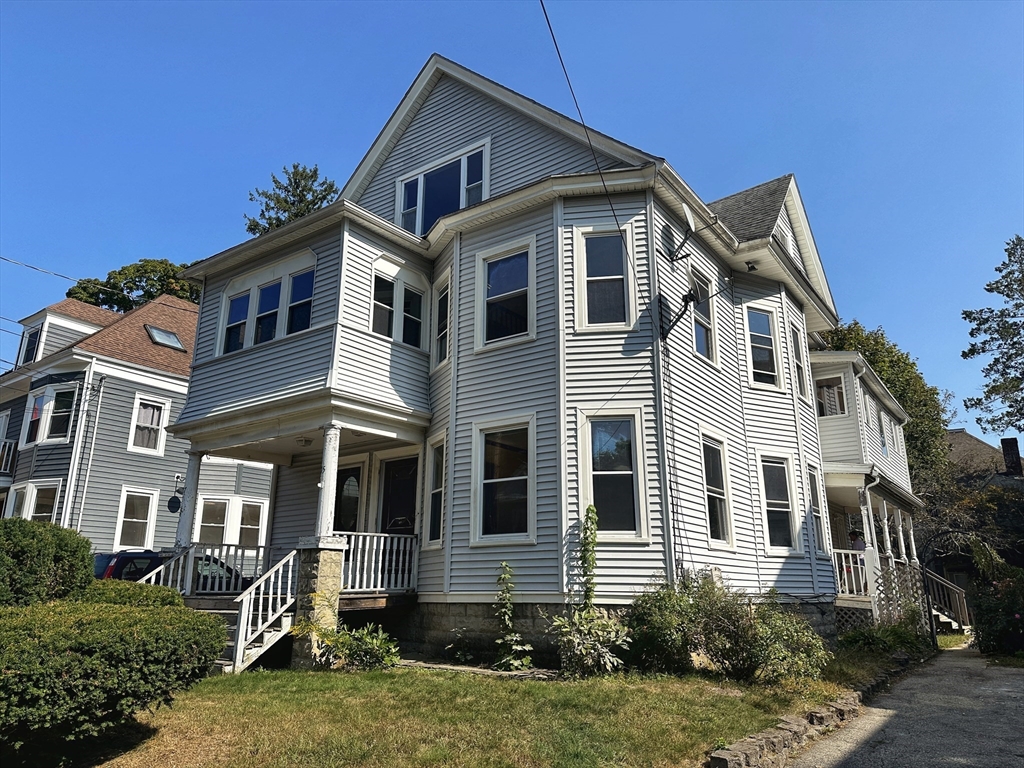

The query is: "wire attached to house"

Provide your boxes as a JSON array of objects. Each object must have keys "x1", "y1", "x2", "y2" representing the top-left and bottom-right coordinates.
[{"x1": 0, "y1": 256, "x2": 80, "y2": 282}]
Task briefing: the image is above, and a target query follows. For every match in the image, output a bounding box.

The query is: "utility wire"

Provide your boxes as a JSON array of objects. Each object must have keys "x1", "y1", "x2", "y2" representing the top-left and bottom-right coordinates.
[{"x1": 0, "y1": 256, "x2": 80, "y2": 282}]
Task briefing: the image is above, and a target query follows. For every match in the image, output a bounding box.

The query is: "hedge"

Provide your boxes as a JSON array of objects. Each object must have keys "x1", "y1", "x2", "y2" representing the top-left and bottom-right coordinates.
[
  {"x1": 74, "y1": 578, "x2": 185, "y2": 607},
  {"x1": 0, "y1": 518, "x2": 92, "y2": 607},
  {"x1": 0, "y1": 602, "x2": 226, "y2": 747}
]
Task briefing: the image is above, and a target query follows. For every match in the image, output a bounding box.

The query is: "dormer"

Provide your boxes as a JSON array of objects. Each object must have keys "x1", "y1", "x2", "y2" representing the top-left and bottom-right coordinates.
[{"x1": 15, "y1": 299, "x2": 119, "y2": 366}]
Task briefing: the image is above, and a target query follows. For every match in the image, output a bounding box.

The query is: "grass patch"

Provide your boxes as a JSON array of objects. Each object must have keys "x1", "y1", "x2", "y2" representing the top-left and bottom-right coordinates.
[
  {"x1": 986, "y1": 653, "x2": 1024, "y2": 668},
  {"x1": 937, "y1": 633, "x2": 968, "y2": 650}
]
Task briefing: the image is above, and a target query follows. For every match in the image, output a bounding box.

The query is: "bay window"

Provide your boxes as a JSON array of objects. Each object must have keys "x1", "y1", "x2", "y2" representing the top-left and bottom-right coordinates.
[
  {"x1": 371, "y1": 262, "x2": 428, "y2": 350},
  {"x1": 816, "y1": 376, "x2": 847, "y2": 417},
  {"x1": 574, "y1": 224, "x2": 636, "y2": 331},
  {"x1": 476, "y1": 236, "x2": 535, "y2": 349}
]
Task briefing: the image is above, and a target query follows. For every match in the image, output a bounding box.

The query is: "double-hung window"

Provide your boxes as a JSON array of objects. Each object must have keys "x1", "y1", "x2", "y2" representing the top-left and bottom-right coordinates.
[
  {"x1": 128, "y1": 394, "x2": 170, "y2": 456},
  {"x1": 575, "y1": 225, "x2": 635, "y2": 331},
  {"x1": 19, "y1": 326, "x2": 41, "y2": 365},
  {"x1": 693, "y1": 271, "x2": 714, "y2": 359},
  {"x1": 8, "y1": 480, "x2": 62, "y2": 524},
  {"x1": 399, "y1": 144, "x2": 488, "y2": 235},
  {"x1": 761, "y1": 456, "x2": 795, "y2": 550},
  {"x1": 476, "y1": 237, "x2": 534, "y2": 349},
  {"x1": 747, "y1": 308, "x2": 778, "y2": 387},
  {"x1": 702, "y1": 436, "x2": 729, "y2": 544},
  {"x1": 472, "y1": 415, "x2": 534, "y2": 543},
  {"x1": 193, "y1": 496, "x2": 267, "y2": 548},
  {"x1": 220, "y1": 250, "x2": 316, "y2": 355},
  {"x1": 434, "y1": 281, "x2": 450, "y2": 366},
  {"x1": 371, "y1": 263, "x2": 428, "y2": 350},
  {"x1": 815, "y1": 376, "x2": 847, "y2": 417},
  {"x1": 22, "y1": 385, "x2": 77, "y2": 447},
  {"x1": 808, "y1": 466, "x2": 826, "y2": 554},
  {"x1": 791, "y1": 326, "x2": 807, "y2": 397},
  {"x1": 115, "y1": 488, "x2": 157, "y2": 550},
  {"x1": 426, "y1": 434, "x2": 446, "y2": 546},
  {"x1": 580, "y1": 407, "x2": 647, "y2": 539}
]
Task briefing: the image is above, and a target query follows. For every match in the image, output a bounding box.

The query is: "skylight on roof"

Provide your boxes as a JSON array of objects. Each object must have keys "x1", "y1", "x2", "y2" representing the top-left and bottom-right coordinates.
[{"x1": 144, "y1": 324, "x2": 185, "y2": 351}]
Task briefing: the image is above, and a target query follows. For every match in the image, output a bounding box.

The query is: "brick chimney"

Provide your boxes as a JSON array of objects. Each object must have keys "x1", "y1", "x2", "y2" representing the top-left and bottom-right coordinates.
[{"x1": 1001, "y1": 437, "x2": 1022, "y2": 476}]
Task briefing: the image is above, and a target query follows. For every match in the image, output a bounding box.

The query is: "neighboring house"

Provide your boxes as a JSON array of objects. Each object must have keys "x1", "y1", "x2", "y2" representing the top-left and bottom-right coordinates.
[
  {"x1": 0, "y1": 296, "x2": 272, "y2": 555},
  {"x1": 162, "y1": 54, "x2": 936, "y2": 668}
]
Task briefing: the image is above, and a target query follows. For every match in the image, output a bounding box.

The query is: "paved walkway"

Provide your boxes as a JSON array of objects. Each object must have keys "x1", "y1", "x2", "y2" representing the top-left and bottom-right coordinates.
[{"x1": 788, "y1": 647, "x2": 1024, "y2": 768}]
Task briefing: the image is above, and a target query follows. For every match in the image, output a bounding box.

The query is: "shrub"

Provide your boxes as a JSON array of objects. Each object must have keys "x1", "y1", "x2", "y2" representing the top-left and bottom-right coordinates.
[
  {"x1": 623, "y1": 582, "x2": 695, "y2": 674},
  {"x1": 689, "y1": 575, "x2": 831, "y2": 682},
  {"x1": 74, "y1": 578, "x2": 185, "y2": 607},
  {"x1": 289, "y1": 618, "x2": 400, "y2": 671},
  {"x1": 0, "y1": 601, "x2": 226, "y2": 747},
  {"x1": 0, "y1": 518, "x2": 92, "y2": 607},
  {"x1": 493, "y1": 562, "x2": 533, "y2": 671},
  {"x1": 971, "y1": 545, "x2": 1024, "y2": 655}
]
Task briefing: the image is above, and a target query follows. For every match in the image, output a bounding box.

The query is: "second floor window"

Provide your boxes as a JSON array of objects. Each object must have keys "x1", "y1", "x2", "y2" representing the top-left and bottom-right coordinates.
[
  {"x1": 287, "y1": 270, "x2": 315, "y2": 334},
  {"x1": 128, "y1": 394, "x2": 169, "y2": 455},
  {"x1": 816, "y1": 376, "x2": 847, "y2": 417},
  {"x1": 401, "y1": 147, "x2": 487, "y2": 235},
  {"x1": 693, "y1": 272, "x2": 714, "y2": 359},
  {"x1": 485, "y1": 250, "x2": 529, "y2": 343},
  {"x1": 584, "y1": 234, "x2": 627, "y2": 326},
  {"x1": 23, "y1": 386, "x2": 77, "y2": 447},
  {"x1": 877, "y1": 406, "x2": 889, "y2": 456},
  {"x1": 254, "y1": 282, "x2": 281, "y2": 345},
  {"x1": 371, "y1": 270, "x2": 426, "y2": 349},
  {"x1": 747, "y1": 309, "x2": 778, "y2": 387},
  {"x1": 435, "y1": 282, "x2": 450, "y2": 366},
  {"x1": 791, "y1": 326, "x2": 807, "y2": 397},
  {"x1": 220, "y1": 256, "x2": 316, "y2": 355},
  {"x1": 224, "y1": 293, "x2": 250, "y2": 353}
]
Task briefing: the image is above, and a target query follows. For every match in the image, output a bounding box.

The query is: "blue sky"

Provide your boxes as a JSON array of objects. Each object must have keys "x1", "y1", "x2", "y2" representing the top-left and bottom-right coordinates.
[{"x1": 1, "y1": 0, "x2": 1021, "y2": 446}]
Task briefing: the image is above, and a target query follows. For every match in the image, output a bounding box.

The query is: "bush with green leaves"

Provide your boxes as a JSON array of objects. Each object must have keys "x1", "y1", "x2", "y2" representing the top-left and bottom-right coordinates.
[
  {"x1": 0, "y1": 518, "x2": 92, "y2": 607},
  {"x1": 0, "y1": 602, "x2": 226, "y2": 748},
  {"x1": 546, "y1": 505, "x2": 630, "y2": 678},
  {"x1": 970, "y1": 546, "x2": 1024, "y2": 655},
  {"x1": 73, "y1": 578, "x2": 185, "y2": 607},
  {"x1": 290, "y1": 619, "x2": 400, "y2": 671},
  {"x1": 623, "y1": 581, "x2": 695, "y2": 674},
  {"x1": 494, "y1": 561, "x2": 533, "y2": 671}
]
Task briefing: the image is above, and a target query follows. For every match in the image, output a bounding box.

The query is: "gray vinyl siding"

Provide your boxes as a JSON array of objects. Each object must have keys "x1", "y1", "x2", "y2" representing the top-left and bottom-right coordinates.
[
  {"x1": 41, "y1": 321, "x2": 89, "y2": 357},
  {"x1": 357, "y1": 74, "x2": 621, "y2": 226},
  {"x1": 860, "y1": 383, "x2": 913, "y2": 491},
  {"x1": 774, "y1": 206, "x2": 807, "y2": 276},
  {"x1": 268, "y1": 452, "x2": 319, "y2": 560},
  {"x1": 448, "y1": 204, "x2": 560, "y2": 594},
  {"x1": 337, "y1": 225, "x2": 431, "y2": 415},
  {"x1": 812, "y1": 362, "x2": 864, "y2": 463},
  {"x1": 563, "y1": 194, "x2": 667, "y2": 598}
]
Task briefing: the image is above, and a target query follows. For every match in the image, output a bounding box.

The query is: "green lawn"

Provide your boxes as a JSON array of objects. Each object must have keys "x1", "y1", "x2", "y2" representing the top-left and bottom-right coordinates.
[
  {"x1": 937, "y1": 633, "x2": 968, "y2": 650},
  {"x1": 14, "y1": 666, "x2": 868, "y2": 768}
]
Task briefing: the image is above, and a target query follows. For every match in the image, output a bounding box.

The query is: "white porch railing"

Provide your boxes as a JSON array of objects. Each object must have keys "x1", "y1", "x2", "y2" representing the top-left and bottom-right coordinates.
[
  {"x1": 232, "y1": 550, "x2": 298, "y2": 673},
  {"x1": 833, "y1": 549, "x2": 872, "y2": 597},
  {"x1": 924, "y1": 567, "x2": 972, "y2": 629},
  {"x1": 339, "y1": 532, "x2": 417, "y2": 593},
  {"x1": 0, "y1": 439, "x2": 16, "y2": 474},
  {"x1": 138, "y1": 544, "x2": 268, "y2": 595}
]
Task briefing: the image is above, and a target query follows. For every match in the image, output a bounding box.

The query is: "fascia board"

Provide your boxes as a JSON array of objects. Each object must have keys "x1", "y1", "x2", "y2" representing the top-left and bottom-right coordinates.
[
  {"x1": 341, "y1": 53, "x2": 656, "y2": 203},
  {"x1": 655, "y1": 165, "x2": 740, "y2": 257},
  {"x1": 784, "y1": 180, "x2": 838, "y2": 317},
  {"x1": 181, "y1": 200, "x2": 427, "y2": 281},
  {"x1": 737, "y1": 238, "x2": 839, "y2": 332}
]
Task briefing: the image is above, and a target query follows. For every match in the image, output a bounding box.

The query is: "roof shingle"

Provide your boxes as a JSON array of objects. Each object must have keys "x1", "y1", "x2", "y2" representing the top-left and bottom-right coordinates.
[
  {"x1": 708, "y1": 174, "x2": 793, "y2": 243},
  {"x1": 26, "y1": 298, "x2": 121, "y2": 328}
]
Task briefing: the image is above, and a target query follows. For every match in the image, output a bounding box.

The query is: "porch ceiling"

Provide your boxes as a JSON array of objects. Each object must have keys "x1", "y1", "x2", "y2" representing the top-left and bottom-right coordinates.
[{"x1": 210, "y1": 425, "x2": 420, "y2": 466}]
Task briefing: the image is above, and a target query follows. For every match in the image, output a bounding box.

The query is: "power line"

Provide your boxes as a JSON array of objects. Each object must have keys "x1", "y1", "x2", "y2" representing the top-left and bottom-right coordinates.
[{"x1": 0, "y1": 256, "x2": 80, "y2": 282}]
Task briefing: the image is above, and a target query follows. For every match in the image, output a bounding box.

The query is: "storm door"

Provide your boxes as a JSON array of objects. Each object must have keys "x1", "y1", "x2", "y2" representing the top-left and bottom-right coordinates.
[
  {"x1": 333, "y1": 466, "x2": 362, "y2": 533},
  {"x1": 379, "y1": 457, "x2": 418, "y2": 535}
]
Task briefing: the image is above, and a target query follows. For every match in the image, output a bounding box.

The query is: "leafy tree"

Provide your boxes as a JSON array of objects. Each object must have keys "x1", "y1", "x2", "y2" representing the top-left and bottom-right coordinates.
[
  {"x1": 66, "y1": 258, "x2": 199, "y2": 313},
  {"x1": 822, "y1": 321, "x2": 951, "y2": 492},
  {"x1": 244, "y1": 163, "x2": 341, "y2": 237},
  {"x1": 962, "y1": 235, "x2": 1024, "y2": 434}
]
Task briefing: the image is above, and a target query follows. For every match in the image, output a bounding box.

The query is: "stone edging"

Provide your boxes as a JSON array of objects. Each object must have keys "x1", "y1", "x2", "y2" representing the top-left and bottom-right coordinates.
[{"x1": 706, "y1": 652, "x2": 934, "y2": 768}]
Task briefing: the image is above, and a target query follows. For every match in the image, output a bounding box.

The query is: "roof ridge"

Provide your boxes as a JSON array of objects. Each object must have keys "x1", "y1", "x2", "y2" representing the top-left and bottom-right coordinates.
[{"x1": 708, "y1": 173, "x2": 794, "y2": 206}]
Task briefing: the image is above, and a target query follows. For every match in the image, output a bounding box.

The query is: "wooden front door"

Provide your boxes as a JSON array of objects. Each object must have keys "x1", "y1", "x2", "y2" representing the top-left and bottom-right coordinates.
[{"x1": 379, "y1": 457, "x2": 417, "y2": 535}]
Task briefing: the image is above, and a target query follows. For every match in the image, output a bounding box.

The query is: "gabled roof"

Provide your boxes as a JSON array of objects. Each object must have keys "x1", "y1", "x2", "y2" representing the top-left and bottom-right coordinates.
[
  {"x1": 708, "y1": 174, "x2": 793, "y2": 243},
  {"x1": 76, "y1": 295, "x2": 197, "y2": 377},
  {"x1": 341, "y1": 53, "x2": 657, "y2": 203},
  {"x1": 20, "y1": 297, "x2": 120, "y2": 328}
]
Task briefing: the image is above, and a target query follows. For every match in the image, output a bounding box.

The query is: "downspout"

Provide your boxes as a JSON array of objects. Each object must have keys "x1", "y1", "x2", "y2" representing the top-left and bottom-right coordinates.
[
  {"x1": 60, "y1": 358, "x2": 94, "y2": 528},
  {"x1": 75, "y1": 374, "x2": 106, "y2": 533}
]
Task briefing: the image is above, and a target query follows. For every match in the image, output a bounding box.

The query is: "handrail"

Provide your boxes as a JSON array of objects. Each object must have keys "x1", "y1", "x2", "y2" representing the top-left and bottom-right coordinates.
[
  {"x1": 833, "y1": 548, "x2": 871, "y2": 597},
  {"x1": 232, "y1": 549, "x2": 298, "y2": 672},
  {"x1": 139, "y1": 545, "x2": 195, "y2": 593},
  {"x1": 340, "y1": 532, "x2": 417, "y2": 593},
  {"x1": 923, "y1": 567, "x2": 971, "y2": 628}
]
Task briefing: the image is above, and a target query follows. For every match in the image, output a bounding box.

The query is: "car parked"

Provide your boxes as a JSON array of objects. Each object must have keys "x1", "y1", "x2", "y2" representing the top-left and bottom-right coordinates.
[{"x1": 93, "y1": 550, "x2": 170, "y2": 581}]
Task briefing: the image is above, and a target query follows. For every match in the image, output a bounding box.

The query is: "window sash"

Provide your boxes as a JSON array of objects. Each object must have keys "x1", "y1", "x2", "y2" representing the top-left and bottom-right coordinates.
[
  {"x1": 435, "y1": 284, "x2": 449, "y2": 365},
  {"x1": 791, "y1": 327, "x2": 807, "y2": 397},
  {"x1": 402, "y1": 149, "x2": 486, "y2": 235},
  {"x1": 584, "y1": 235, "x2": 627, "y2": 326},
  {"x1": 46, "y1": 391, "x2": 75, "y2": 440},
  {"x1": 428, "y1": 442, "x2": 444, "y2": 543},
  {"x1": 372, "y1": 275, "x2": 395, "y2": 338},
  {"x1": 403, "y1": 287, "x2": 423, "y2": 348},
  {"x1": 119, "y1": 493, "x2": 152, "y2": 548},
  {"x1": 31, "y1": 486, "x2": 58, "y2": 523},
  {"x1": 693, "y1": 273, "x2": 714, "y2": 359},
  {"x1": 748, "y1": 309, "x2": 777, "y2": 385},
  {"x1": 761, "y1": 458, "x2": 794, "y2": 549},
  {"x1": 702, "y1": 437, "x2": 728, "y2": 542},
  {"x1": 239, "y1": 503, "x2": 263, "y2": 548},
  {"x1": 816, "y1": 377, "x2": 846, "y2": 417},
  {"x1": 25, "y1": 394, "x2": 44, "y2": 444},
  {"x1": 198, "y1": 500, "x2": 228, "y2": 544},
  {"x1": 287, "y1": 269, "x2": 314, "y2": 335},
  {"x1": 132, "y1": 401, "x2": 163, "y2": 451},
  {"x1": 224, "y1": 293, "x2": 250, "y2": 353},
  {"x1": 808, "y1": 469, "x2": 825, "y2": 552},
  {"x1": 485, "y1": 252, "x2": 529, "y2": 342},
  {"x1": 590, "y1": 418, "x2": 637, "y2": 532},
  {"x1": 254, "y1": 282, "x2": 281, "y2": 345},
  {"x1": 21, "y1": 327, "x2": 40, "y2": 365},
  {"x1": 481, "y1": 426, "x2": 529, "y2": 537}
]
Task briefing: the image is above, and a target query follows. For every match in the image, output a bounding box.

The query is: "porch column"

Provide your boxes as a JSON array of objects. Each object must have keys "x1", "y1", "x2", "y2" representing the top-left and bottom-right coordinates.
[
  {"x1": 895, "y1": 508, "x2": 908, "y2": 562},
  {"x1": 174, "y1": 451, "x2": 205, "y2": 548},
  {"x1": 314, "y1": 422, "x2": 342, "y2": 538},
  {"x1": 907, "y1": 515, "x2": 919, "y2": 564},
  {"x1": 879, "y1": 500, "x2": 894, "y2": 564},
  {"x1": 857, "y1": 486, "x2": 876, "y2": 556}
]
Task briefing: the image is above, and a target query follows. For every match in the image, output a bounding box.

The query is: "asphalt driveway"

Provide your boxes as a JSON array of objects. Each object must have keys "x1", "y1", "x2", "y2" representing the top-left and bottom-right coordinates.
[{"x1": 788, "y1": 647, "x2": 1024, "y2": 768}]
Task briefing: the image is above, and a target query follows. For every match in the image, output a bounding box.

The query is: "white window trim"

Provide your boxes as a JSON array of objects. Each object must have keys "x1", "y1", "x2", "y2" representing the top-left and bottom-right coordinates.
[
  {"x1": 394, "y1": 138, "x2": 492, "y2": 235},
  {"x1": 0, "y1": 410, "x2": 10, "y2": 442},
  {"x1": 218, "y1": 248, "x2": 317, "y2": 357},
  {"x1": 814, "y1": 372, "x2": 850, "y2": 419},
  {"x1": 744, "y1": 303, "x2": 784, "y2": 392},
  {"x1": 370, "y1": 256, "x2": 430, "y2": 352},
  {"x1": 192, "y1": 495, "x2": 269, "y2": 548},
  {"x1": 423, "y1": 430, "x2": 447, "y2": 550},
  {"x1": 790, "y1": 323, "x2": 811, "y2": 403},
  {"x1": 431, "y1": 268, "x2": 452, "y2": 372},
  {"x1": 573, "y1": 222, "x2": 639, "y2": 333},
  {"x1": 368, "y1": 445, "x2": 423, "y2": 535},
  {"x1": 113, "y1": 486, "x2": 158, "y2": 551},
  {"x1": 126, "y1": 392, "x2": 172, "y2": 457},
  {"x1": 17, "y1": 323, "x2": 44, "y2": 366},
  {"x1": 334, "y1": 452, "x2": 371, "y2": 534},
  {"x1": 578, "y1": 405, "x2": 650, "y2": 542},
  {"x1": 807, "y1": 464, "x2": 829, "y2": 557},
  {"x1": 19, "y1": 384, "x2": 79, "y2": 449},
  {"x1": 7, "y1": 479, "x2": 63, "y2": 523},
  {"x1": 470, "y1": 412, "x2": 536, "y2": 546},
  {"x1": 698, "y1": 424, "x2": 735, "y2": 551},
  {"x1": 690, "y1": 267, "x2": 718, "y2": 366},
  {"x1": 474, "y1": 235, "x2": 537, "y2": 353},
  {"x1": 755, "y1": 450, "x2": 801, "y2": 556}
]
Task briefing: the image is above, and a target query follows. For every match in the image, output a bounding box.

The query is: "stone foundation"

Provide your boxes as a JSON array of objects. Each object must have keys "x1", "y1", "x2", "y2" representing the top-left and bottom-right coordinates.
[
  {"x1": 291, "y1": 546, "x2": 346, "y2": 669},
  {"x1": 781, "y1": 600, "x2": 838, "y2": 645}
]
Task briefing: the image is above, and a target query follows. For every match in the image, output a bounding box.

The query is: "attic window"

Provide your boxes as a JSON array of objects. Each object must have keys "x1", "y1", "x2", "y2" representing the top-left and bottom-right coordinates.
[
  {"x1": 399, "y1": 143, "x2": 488, "y2": 235},
  {"x1": 145, "y1": 325, "x2": 185, "y2": 351}
]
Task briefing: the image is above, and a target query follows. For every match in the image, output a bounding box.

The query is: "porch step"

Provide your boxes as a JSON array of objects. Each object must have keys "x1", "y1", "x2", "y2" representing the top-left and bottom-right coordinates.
[
  {"x1": 188, "y1": 599, "x2": 295, "y2": 674},
  {"x1": 933, "y1": 608, "x2": 969, "y2": 633}
]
